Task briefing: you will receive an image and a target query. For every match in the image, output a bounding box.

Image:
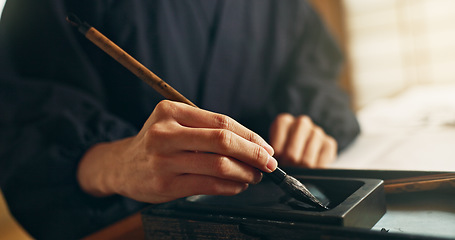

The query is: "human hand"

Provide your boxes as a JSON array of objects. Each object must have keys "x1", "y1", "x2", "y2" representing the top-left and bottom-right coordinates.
[
  {"x1": 269, "y1": 113, "x2": 337, "y2": 168},
  {"x1": 77, "y1": 100, "x2": 277, "y2": 204}
]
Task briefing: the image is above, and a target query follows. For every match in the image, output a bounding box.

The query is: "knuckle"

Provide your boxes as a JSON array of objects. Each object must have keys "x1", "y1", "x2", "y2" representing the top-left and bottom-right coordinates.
[
  {"x1": 154, "y1": 100, "x2": 177, "y2": 116},
  {"x1": 215, "y1": 129, "x2": 233, "y2": 150},
  {"x1": 278, "y1": 113, "x2": 294, "y2": 120},
  {"x1": 253, "y1": 145, "x2": 267, "y2": 165},
  {"x1": 144, "y1": 124, "x2": 180, "y2": 152},
  {"x1": 214, "y1": 114, "x2": 231, "y2": 130},
  {"x1": 297, "y1": 115, "x2": 312, "y2": 126},
  {"x1": 146, "y1": 123, "x2": 161, "y2": 136},
  {"x1": 154, "y1": 100, "x2": 170, "y2": 112},
  {"x1": 146, "y1": 124, "x2": 169, "y2": 142},
  {"x1": 246, "y1": 131, "x2": 260, "y2": 143},
  {"x1": 276, "y1": 113, "x2": 295, "y2": 124},
  {"x1": 213, "y1": 156, "x2": 232, "y2": 176}
]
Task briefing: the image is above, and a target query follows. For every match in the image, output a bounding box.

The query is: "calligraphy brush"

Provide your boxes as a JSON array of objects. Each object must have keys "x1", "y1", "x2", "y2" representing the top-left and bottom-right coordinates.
[
  {"x1": 384, "y1": 173, "x2": 455, "y2": 194},
  {"x1": 66, "y1": 13, "x2": 329, "y2": 210}
]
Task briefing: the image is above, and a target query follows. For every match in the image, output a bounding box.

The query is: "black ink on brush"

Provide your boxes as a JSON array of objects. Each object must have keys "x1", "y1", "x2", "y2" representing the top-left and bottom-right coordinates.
[
  {"x1": 266, "y1": 168, "x2": 328, "y2": 210},
  {"x1": 66, "y1": 13, "x2": 329, "y2": 210}
]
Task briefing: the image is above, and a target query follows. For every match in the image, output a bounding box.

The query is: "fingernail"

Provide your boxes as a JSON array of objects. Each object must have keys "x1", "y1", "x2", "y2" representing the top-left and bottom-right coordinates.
[
  {"x1": 266, "y1": 155, "x2": 278, "y2": 173},
  {"x1": 252, "y1": 171, "x2": 263, "y2": 184}
]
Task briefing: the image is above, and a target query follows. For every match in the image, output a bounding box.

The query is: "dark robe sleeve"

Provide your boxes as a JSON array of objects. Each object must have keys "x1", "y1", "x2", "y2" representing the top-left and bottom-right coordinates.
[{"x1": 0, "y1": 1, "x2": 147, "y2": 239}]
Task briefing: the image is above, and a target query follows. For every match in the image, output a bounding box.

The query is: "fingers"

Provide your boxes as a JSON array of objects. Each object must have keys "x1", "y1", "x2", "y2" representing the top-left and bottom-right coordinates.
[
  {"x1": 318, "y1": 136, "x2": 338, "y2": 166},
  {"x1": 269, "y1": 113, "x2": 294, "y2": 154},
  {"x1": 282, "y1": 115, "x2": 313, "y2": 164},
  {"x1": 301, "y1": 126, "x2": 325, "y2": 167},
  {"x1": 133, "y1": 174, "x2": 250, "y2": 203},
  {"x1": 156, "y1": 174, "x2": 250, "y2": 202},
  {"x1": 148, "y1": 100, "x2": 277, "y2": 173},
  {"x1": 154, "y1": 100, "x2": 274, "y2": 156},
  {"x1": 269, "y1": 113, "x2": 338, "y2": 168},
  {"x1": 162, "y1": 152, "x2": 263, "y2": 184},
  {"x1": 173, "y1": 127, "x2": 277, "y2": 173}
]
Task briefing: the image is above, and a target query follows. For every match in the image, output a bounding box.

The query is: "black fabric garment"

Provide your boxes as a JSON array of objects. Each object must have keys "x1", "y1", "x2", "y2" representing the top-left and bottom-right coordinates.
[{"x1": 0, "y1": 0, "x2": 360, "y2": 239}]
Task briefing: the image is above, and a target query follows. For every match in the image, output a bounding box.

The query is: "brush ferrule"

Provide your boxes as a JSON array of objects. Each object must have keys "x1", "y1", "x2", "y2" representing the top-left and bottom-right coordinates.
[
  {"x1": 66, "y1": 13, "x2": 92, "y2": 35},
  {"x1": 78, "y1": 22, "x2": 92, "y2": 35},
  {"x1": 265, "y1": 167, "x2": 287, "y2": 184}
]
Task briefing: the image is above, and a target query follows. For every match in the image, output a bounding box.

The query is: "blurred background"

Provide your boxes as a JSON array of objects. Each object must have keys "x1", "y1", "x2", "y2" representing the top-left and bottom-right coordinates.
[
  {"x1": 311, "y1": 0, "x2": 455, "y2": 108},
  {"x1": 309, "y1": 0, "x2": 455, "y2": 171},
  {"x1": 1, "y1": 0, "x2": 455, "y2": 239}
]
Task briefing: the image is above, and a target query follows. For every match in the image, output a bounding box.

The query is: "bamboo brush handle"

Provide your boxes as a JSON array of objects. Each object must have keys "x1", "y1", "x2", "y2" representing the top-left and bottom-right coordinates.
[
  {"x1": 84, "y1": 26, "x2": 197, "y2": 107},
  {"x1": 384, "y1": 173, "x2": 455, "y2": 194}
]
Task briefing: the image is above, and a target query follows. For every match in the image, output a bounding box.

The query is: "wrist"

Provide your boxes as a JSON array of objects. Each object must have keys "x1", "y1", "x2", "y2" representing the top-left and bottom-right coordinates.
[{"x1": 77, "y1": 138, "x2": 132, "y2": 197}]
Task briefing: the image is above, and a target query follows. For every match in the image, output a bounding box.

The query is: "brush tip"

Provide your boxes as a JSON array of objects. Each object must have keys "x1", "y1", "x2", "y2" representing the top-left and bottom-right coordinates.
[{"x1": 280, "y1": 176, "x2": 329, "y2": 210}]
